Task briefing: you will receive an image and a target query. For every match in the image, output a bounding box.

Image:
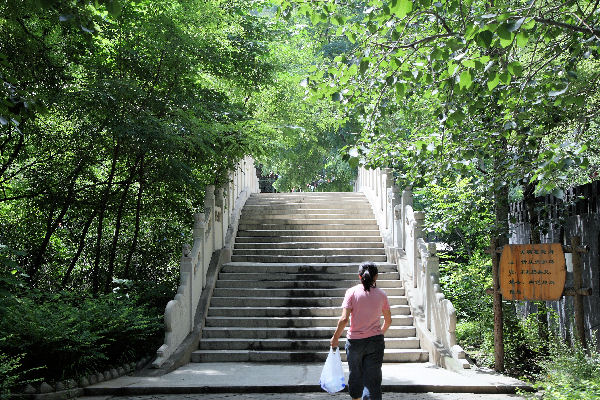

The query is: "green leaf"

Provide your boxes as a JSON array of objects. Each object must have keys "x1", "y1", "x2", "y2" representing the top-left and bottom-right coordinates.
[
  {"x1": 449, "y1": 109, "x2": 466, "y2": 122},
  {"x1": 360, "y1": 59, "x2": 370, "y2": 74},
  {"x1": 487, "y1": 72, "x2": 500, "y2": 90},
  {"x1": 348, "y1": 156, "x2": 359, "y2": 169},
  {"x1": 516, "y1": 32, "x2": 529, "y2": 47},
  {"x1": 499, "y1": 71, "x2": 511, "y2": 85},
  {"x1": 507, "y1": 61, "x2": 523, "y2": 77},
  {"x1": 462, "y1": 59, "x2": 476, "y2": 68},
  {"x1": 331, "y1": 92, "x2": 341, "y2": 101},
  {"x1": 507, "y1": 17, "x2": 525, "y2": 32},
  {"x1": 348, "y1": 64, "x2": 358, "y2": 76},
  {"x1": 447, "y1": 62, "x2": 459, "y2": 76},
  {"x1": 522, "y1": 18, "x2": 536, "y2": 30},
  {"x1": 106, "y1": 0, "x2": 122, "y2": 17},
  {"x1": 390, "y1": 0, "x2": 413, "y2": 18},
  {"x1": 431, "y1": 47, "x2": 442, "y2": 60},
  {"x1": 496, "y1": 23, "x2": 512, "y2": 40},
  {"x1": 395, "y1": 82, "x2": 406, "y2": 98},
  {"x1": 347, "y1": 31, "x2": 356, "y2": 44},
  {"x1": 459, "y1": 70, "x2": 472, "y2": 89},
  {"x1": 476, "y1": 31, "x2": 493, "y2": 48}
]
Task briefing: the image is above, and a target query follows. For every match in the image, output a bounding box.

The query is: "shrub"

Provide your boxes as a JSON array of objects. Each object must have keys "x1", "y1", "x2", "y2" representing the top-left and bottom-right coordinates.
[
  {"x1": 0, "y1": 344, "x2": 22, "y2": 400},
  {"x1": 0, "y1": 291, "x2": 163, "y2": 383},
  {"x1": 527, "y1": 338, "x2": 600, "y2": 400}
]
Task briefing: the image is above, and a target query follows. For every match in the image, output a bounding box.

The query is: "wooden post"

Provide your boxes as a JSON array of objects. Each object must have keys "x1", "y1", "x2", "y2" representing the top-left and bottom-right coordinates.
[
  {"x1": 491, "y1": 237, "x2": 504, "y2": 372},
  {"x1": 571, "y1": 236, "x2": 587, "y2": 349}
]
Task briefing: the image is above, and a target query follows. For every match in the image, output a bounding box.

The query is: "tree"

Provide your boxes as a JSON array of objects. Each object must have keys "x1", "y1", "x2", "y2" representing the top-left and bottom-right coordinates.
[
  {"x1": 0, "y1": 0, "x2": 276, "y2": 290},
  {"x1": 276, "y1": 0, "x2": 600, "y2": 240}
]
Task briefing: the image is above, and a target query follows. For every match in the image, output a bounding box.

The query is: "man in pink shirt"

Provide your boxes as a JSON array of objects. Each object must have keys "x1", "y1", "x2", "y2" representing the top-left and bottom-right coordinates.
[{"x1": 330, "y1": 262, "x2": 392, "y2": 400}]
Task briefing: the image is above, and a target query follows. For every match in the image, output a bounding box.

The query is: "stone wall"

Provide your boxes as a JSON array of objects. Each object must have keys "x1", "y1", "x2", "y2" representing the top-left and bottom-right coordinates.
[{"x1": 509, "y1": 181, "x2": 600, "y2": 349}]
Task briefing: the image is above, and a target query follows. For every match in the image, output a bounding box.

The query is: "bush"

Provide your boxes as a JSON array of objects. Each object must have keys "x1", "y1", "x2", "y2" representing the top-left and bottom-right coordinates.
[
  {"x1": 0, "y1": 291, "x2": 163, "y2": 383},
  {"x1": 438, "y1": 254, "x2": 492, "y2": 321},
  {"x1": 527, "y1": 339, "x2": 600, "y2": 400},
  {"x1": 0, "y1": 345, "x2": 22, "y2": 400}
]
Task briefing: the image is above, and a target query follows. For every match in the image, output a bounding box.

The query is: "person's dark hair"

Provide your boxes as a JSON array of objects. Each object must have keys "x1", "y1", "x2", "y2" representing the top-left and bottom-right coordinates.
[{"x1": 358, "y1": 261, "x2": 378, "y2": 292}]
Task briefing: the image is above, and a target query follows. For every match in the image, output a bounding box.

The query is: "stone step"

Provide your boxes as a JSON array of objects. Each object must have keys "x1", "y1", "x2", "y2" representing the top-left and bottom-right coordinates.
[
  {"x1": 204, "y1": 315, "x2": 414, "y2": 328},
  {"x1": 209, "y1": 296, "x2": 408, "y2": 307},
  {"x1": 230, "y1": 254, "x2": 388, "y2": 263},
  {"x1": 207, "y1": 305, "x2": 412, "y2": 317},
  {"x1": 241, "y1": 209, "x2": 375, "y2": 216},
  {"x1": 250, "y1": 192, "x2": 365, "y2": 198},
  {"x1": 198, "y1": 337, "x2": 421, "y2": 351},
  {"x1": 246, "y1": 195, "x2": 368, "y2": 200},
  {"x1": 202, "y1": 326, "x2": 416, "y2": 339},
  {"x1": 237, "y1": 229, "x2": 382, "y2": 237},
  {"x1": 232, "y1": 248, "x2": 386, "y2": 257},
  {"x1": 212, "y1": 287, "x2": 405, "y2": 298},
  {"x1": 221, "y1": 262, "x2": 398, "y2": 274},
  {"x1": 235, "y1": 235, "x2": 381, "y2": 243},
  {"x1": 215, "y1": 279, "x2": 402, "y2": 289},
  {"x1": 238, "y1": 223, "x2": 379, "y2": 231},
  {"x1": 239, "y1": 218, "x2": 377, "y2": 225},
  {"x1": 242, "y1": 205, "x2": 371, "y2": 212},
  {"x1": 243, "y1": 200, "x2": 371, "y2": 207},
  {"x1": 218, "y1": 272, "x2": 400, "y2": 281},
  {"x1": 234, "y1": 242, "x2": 383, "y2": 250},
  {"x1": 191, "y1": 349, "x2": 429, "y2": 363}
]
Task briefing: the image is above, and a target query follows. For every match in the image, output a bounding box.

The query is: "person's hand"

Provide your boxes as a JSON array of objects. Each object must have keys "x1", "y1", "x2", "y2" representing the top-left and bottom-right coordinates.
[{"x1": 330, "y1": 336, "x2": 339, "y2": 349}]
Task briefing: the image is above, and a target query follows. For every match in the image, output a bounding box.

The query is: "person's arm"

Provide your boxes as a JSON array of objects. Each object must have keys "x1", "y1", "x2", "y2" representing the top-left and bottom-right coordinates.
[
  {"x1": 330, "y1": 308, "x2": 351, "y2": 348},
  {"x1": 381, "y1": 308, "x2": 392, "y2": 335}
]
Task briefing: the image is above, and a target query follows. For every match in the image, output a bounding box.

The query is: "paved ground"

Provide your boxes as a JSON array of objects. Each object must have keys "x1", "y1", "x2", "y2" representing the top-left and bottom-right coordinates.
[
  {"x1": 81, "y1": 393, "x2": 529, "y2": 400},
  {"x1": 85, "y1": 362, "x2": 530, "y2": 396}
]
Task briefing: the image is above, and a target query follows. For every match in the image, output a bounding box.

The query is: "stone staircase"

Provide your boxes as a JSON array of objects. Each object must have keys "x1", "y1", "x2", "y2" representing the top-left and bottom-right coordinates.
[{"x1": 191, "y1": 192, "x2": 429, "y2": 363}]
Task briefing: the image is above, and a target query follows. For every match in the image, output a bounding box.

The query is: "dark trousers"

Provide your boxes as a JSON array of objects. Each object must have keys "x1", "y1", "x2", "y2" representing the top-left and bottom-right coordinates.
[{"x1": 345, "y1": 334, "x2": 385, "y2": 400}]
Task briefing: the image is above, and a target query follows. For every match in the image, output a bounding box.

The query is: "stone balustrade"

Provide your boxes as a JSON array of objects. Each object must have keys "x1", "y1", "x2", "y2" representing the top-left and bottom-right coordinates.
[
  {"x1": 153, "y1": 156, "x2": 259, "y2": 368},
  {"x1": 356, "y1": 167, "x2": 470, "y2": 371}
]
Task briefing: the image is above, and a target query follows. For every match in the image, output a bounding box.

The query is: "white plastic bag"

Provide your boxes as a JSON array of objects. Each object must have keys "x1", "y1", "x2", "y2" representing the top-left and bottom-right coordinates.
[{"x1": 319, "y1": 347, "x2": 346, "y2": 393}]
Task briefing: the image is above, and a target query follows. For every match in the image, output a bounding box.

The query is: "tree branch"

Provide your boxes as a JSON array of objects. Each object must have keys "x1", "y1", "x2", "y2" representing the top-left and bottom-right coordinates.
[
  {"x1": 375, "y1": 34, "x2": 455, "y2": 50},
  {"x1": 534, "y1": 16, "x2": 600, "y2": 37}
]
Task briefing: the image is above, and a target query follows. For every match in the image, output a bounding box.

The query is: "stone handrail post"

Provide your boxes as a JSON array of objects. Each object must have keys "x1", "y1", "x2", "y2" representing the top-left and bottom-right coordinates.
[
  {"x1": 355, "y1": 166, "x2": 469, "y2": 371},
  {"x1": 153, "y1": 156, "x2": 259, "y2": 368}
]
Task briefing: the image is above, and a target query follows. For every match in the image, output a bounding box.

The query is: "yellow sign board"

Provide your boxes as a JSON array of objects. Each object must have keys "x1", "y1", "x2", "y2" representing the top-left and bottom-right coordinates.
[{"x1": 499, "y1": 244, "x2": 566, "y2": 301}]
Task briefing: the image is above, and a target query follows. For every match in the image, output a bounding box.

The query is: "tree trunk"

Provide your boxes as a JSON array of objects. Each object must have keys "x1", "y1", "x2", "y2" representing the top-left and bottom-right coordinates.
[
  {"x1": 29, "y1": 161, "x2": 85, "y2": 282},
  {"x1": 0, "y1": 129, "x2": 25, "y2": 180},
  {"x1": 91, "y1": 141, "x2": 121, "y2": 295},
  {"x1": 493, "y1": 138, "x2": 510, "y2": 246},
  {"x1": 61, "y1": 208, "x2": 97, "y2": 289},
  {"x1": 104, "y1": 157, "x2": 140, "y2": 292},
  {"x1": 124, "y1": 157, "x2": 144, "y2": 280}
]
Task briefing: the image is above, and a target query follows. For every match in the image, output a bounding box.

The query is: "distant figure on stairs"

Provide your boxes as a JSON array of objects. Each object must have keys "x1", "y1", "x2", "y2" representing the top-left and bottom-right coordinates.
[{"x1": 330, "y1": 261, "x2": 393, "y2": 400}]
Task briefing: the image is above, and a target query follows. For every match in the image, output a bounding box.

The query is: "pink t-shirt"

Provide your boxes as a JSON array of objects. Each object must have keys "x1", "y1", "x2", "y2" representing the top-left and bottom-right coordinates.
[{"x1": 342, "y1": 284, "x2": 390, "y2": 339}]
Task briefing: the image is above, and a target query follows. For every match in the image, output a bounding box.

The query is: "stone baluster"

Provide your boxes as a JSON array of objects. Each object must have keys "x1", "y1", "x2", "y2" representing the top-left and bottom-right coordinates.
[
  {"x1": 180, "y1": 243, "x2": 193, "y2": 334},
  {"x1": 193, "y1": 213, "x2": 205, "y2": 289},
  {"x1": 204, "y1": 185, "x2": 215, "y2": 284},
  {"x1": 215, "y1": 188, "x2": 224, "y2": 250},
  {"x1": 424, "y1": 242, "x2": 438, "y2": 332},
  {"x1": 400, "y1": 188, "x2": 413, "y2": 249},
  {"x1": 412, "y1": 211, "x2": 425, "y2": 287}
]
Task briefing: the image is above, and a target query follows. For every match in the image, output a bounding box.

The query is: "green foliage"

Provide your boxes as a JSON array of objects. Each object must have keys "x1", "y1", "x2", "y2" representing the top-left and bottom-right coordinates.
[
  {"x1": 0, "y1": 0, "x2": 276, "y2": 292},
  {"x1": 0, "y1": 343, "x2": 22, "y2": 400},
  {"x1": 438, "y1": 256, "x2": 492, "y2": 321},
  {"x1": 415, "y1": 178, "x2": 494, "y2": 258},
  {"x1": 0, "y1": 290, "x2": 163, "y2": 383},
  {"x1": 529, "y1": 339, "x2": 600, "y2": 400}
]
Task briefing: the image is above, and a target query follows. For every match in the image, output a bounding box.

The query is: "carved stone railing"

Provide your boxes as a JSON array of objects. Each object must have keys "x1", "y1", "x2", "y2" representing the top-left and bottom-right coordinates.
[
  {"x1": 356, "y1": 167, "x2": 470, "y2": 371},
  {"x1": 153, "y1": 156, "x2": 259, "y2": 368}
]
